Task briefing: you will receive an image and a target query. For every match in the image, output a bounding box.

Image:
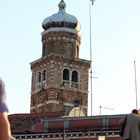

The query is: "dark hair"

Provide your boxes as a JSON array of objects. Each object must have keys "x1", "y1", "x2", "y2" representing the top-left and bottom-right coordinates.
[{"x1": 132, "y1": 109, "x2": 138, "y2": 114}]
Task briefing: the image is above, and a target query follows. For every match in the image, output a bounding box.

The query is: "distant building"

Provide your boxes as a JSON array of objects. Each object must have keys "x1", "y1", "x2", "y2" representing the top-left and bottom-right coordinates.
[{"x1": 9, "y1": 0, "x2": 123, "y2": 139}]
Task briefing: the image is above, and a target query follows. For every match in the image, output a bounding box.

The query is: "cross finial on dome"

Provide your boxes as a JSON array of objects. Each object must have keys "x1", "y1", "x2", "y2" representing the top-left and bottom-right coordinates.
[{"x1": 58, "y1": 0, "x2": 66, "y2": 12}]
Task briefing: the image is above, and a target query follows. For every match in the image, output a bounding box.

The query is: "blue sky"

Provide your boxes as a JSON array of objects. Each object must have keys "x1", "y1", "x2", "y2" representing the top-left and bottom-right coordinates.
[{"x1": 0, "y1": 0, "x2": 140, "y2": 115}]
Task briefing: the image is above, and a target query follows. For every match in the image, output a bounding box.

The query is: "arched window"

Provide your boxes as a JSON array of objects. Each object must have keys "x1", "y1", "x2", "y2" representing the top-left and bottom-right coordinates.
[
  {"x1": 72, "y1": 70, "x2": 78, "y2": 82},
  {"x1": 37, "y1": 72, "x2": 42, "y2": 83},
  {"x1": 42, "y1": 70, "x2": 46, "y2": 81},
  {"x1": 63, "y1": 69, "x2": 70, "y2": 80}
]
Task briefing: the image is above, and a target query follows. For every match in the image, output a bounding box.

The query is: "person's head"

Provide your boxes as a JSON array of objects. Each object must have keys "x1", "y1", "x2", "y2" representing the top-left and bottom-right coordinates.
[{"x1": 132, "y1": 109, "x2": 139, "y2": 114}]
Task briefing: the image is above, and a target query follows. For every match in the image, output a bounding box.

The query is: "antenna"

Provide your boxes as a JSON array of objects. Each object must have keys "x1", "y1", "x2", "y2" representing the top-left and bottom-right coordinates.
[
  {"x1": 90, "y1": 0, "x2": 95, "y2": 5},
  {"x1": 134, "y1": 60, "x2": 138, "y2": 109},
  {"x1": 89, "y1": 0, "x2": 95, "y2": 116},
  {"x1": 99, "y1": 106, "x2": 114, "y2": 115}
]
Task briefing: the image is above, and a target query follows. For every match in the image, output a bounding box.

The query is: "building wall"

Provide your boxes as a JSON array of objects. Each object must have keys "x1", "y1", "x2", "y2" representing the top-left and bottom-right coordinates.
[{"x1": 30, "y1": 30, "x2": 90, "y2": 114}]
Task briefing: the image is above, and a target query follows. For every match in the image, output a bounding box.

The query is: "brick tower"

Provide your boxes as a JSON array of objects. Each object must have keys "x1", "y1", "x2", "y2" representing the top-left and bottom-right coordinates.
[{"x1": 30, "y1": 0, "x2": 90, "y2": 116}]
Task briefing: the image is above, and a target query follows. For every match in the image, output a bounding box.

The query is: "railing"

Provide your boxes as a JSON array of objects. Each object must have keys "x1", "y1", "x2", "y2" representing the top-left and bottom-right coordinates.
[
  {"x1": 62, "y1": 80, "x2": 88, "y2": 91},
  {"x1": 12, "y1": 129, "x2": 121, "y2": 139},
  {"x1": 36, "y1": 81, "x2": 46, "y2": 91}
]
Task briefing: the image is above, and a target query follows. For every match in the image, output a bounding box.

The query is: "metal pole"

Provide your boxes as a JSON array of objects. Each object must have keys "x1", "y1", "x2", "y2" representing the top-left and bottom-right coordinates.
[
  {"x1": 99, "y1": 106, "x2": 101, "y2": 115},
  {"x1": 89, "y1": 0, "x2": 95, "y2": 116},
  {"x1": 89, "y1": 0, "x2": 92, "y2": 116},
  {"x1": 63, "y1": 126, "x2": 65, "y2": 140},
  {"x1": 134, "y1": 60, "x2": 138, "y2": 109}
]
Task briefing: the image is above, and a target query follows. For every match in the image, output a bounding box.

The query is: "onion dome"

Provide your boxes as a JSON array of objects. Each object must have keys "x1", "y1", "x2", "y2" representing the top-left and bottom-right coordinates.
[{"x1": 42, "y1": 0, "x2": 80, "y2": 31}]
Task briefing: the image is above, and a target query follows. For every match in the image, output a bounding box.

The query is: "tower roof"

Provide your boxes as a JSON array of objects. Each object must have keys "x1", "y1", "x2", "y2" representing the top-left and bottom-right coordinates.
[{"x1": 42, "y1": 0, "x2": 80, "y2": 32}]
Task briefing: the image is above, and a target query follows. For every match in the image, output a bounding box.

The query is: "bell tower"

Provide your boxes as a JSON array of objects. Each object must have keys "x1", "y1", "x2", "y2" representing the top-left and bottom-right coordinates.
[{"x1": 30, "y1": 0, "x2": 90, "y2": 116}]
